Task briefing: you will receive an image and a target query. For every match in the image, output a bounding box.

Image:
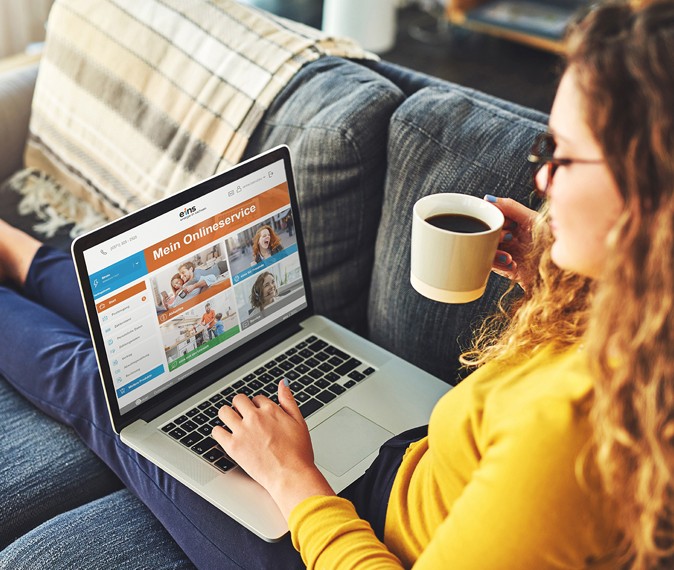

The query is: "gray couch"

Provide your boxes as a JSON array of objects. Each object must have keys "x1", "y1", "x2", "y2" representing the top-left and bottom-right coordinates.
[{"x1": 0, "y1": 52, "x2": 546, "y2": 564}]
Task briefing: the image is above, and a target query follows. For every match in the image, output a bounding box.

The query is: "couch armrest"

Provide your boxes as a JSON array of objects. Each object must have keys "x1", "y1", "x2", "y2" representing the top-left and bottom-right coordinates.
[{"x1": 0, "y1": 59, "x2": 39, "y2": 184}]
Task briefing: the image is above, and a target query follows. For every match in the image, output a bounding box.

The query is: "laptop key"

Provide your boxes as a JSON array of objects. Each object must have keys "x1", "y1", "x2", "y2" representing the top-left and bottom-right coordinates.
[
  {"x1": 192, "y1": 437, "x2": 217, "y2": 455},
  {"x1": 296, "y1": 364, "x2": 310, "y2": 374},
  {"x1": 327, "y1": 356, "x2": 344, "y2": 368},
  {"x1": 317, "y1": 390, "x2": 336, "y2": 404},
  {"x1": 186, "y1": 408, "x2": 200, "y2": 418},
  {"x1": 325, "y1": 346, "x2": 349, "y2": 360},
  {"x1": 294, "y1": 391, "x2": 311, "y2": 403},
  {"x1": 289, "y1": 355, "x2": 303, "y2": 366},
  {"x1": 203, "y1": 406, "x2": 219, "y2": 419},
  {"x1": 325, "y1": 372, "x2": 340, "y2": 382},
  {"x1": 180, "y1": 432, "x2": 201, "y2": 447},
  {"x1": 348, "y1": 371, "x2": 366, "y2": 382},
  {"x1": 299, "y1": 399, "x2": 322, "y2": 418},
  {"x1": 162, "y1": 422, "x2": 176, "y2": 433},
  {"x1": 268, "y1": 367, "x2": 284, "y2": 378},
  {"x1": 285, "y1": 370, "x2": 300, "y2": 381},
  {"x1": 314, "y1": 351, "x2": 330, "y2": 362},
  {"x1": 316, "y1": 378, "x2": 330, "y2": 389},
  {"x1": 192, "y1": 413, "x2": 208, "y2": 426},
  {"x1": 298, "y1": 375, "x2": 313, "y2": 387},
  {"x1": 335, "y1": 358, "x2": 362, "y2": 376},
  {"x1": 308, "y1": 340, "x2": 328, "y2": 353},
  {"x1": 204, "y1": 447, "x2": 225, "y2": 463},
  {"x1": 214, "y1": 457, "x2": 235, "y2": 472},
  {"x1": 197, "y1": 424, "x2": 213, "y2": 437},
  {"x1": 305, "y1": 385, "x2": 320, "y2": 396},
  {"x1": 168, "y1": 427, "x2": 187, "y2": 440},
  {"x1": 299, "y1": 349, "x2": 313, "y2": 359},
  {"x1": 344, "y1": 379, "x2": 357, "y2": 389},
  {"x1": 279, "y1": 361, "x2": 294, "y2": 371},
  {"x1": 329, "y1": 384, "x2": 346, "y2": 395},
  {"x1": 289, "y1": 381, "x2": 303, "y2": 392},
  {"x1": 309, "y1": 369, "x2": 323, "y2": 380},
  {"x1": 305, "y1": 357, "x2": 320, "y2": 368},
  {"x1": 363, "y1": 367, "x2": 375, "y2": 376},
  {"x1": 182, "y1": 420, "x2": 198, "y2": 432}
]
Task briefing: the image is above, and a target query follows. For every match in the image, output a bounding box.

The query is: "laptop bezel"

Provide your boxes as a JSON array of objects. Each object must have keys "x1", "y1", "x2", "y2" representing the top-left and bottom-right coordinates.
[{"x1": 71, "y1": 145, "x2": 315, "y2": 432}]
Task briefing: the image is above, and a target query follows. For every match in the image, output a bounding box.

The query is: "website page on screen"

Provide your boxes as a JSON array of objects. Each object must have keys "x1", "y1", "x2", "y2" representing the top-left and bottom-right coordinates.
[{"x1": 82, "y1": 160, "x2": 308, "y2": 415}]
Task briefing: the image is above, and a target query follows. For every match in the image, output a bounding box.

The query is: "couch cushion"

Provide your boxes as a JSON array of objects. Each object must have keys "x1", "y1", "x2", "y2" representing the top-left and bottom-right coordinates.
[
  {"x1": 368, "y1": 84, "x2": 547, "y2": 384},
  {"x1": 244, "y1": 57, "x2": 405, "y2": 334}
]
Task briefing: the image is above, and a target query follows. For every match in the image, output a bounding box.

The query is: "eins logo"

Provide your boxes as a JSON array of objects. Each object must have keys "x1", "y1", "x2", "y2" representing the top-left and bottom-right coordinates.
[{"x1": 179, "y1": 206, "x2": 197, "y2": 220}]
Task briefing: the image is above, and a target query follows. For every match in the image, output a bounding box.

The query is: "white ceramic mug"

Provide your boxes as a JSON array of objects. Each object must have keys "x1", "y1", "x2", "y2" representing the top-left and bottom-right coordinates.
[
  {"x1": 410, "y1": 193, "x2": 505, "y2": 304},
  {"x1": 322, "y1": 0, "x2": 396, "y2": 53}
]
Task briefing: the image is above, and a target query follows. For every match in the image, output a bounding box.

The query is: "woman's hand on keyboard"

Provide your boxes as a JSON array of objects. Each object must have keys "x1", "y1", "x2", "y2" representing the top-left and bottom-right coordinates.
[{"x1": 212, "y1": 379, "x2": 335, "y2": 520}]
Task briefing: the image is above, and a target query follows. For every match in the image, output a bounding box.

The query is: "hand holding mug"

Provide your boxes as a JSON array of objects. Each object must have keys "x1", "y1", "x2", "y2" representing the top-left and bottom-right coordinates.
[{"x1": 484, "y1": 195, "x2": 539, "y2": 290}]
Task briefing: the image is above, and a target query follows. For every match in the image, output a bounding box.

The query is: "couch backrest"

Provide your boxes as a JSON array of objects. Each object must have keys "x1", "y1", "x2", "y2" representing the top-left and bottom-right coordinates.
[{"x1": 368, "y1": 82, "x2": 547, "y2": 384}]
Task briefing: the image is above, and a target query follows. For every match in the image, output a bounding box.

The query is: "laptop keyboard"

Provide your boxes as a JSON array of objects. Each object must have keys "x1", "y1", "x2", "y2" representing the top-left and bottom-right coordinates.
[{"x1": 160, "y1": 335, "x2": 376, "y2": 474}]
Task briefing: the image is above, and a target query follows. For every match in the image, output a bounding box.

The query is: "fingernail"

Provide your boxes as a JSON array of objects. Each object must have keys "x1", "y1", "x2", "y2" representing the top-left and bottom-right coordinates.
[
  {"x1": 497, "y1": 253, "x2": 509, "y2": 264},
  {"x1": 282, "y1": 378, "x2": 289, "y2": 387},
  {"x1": 485, "y1": 194, "x2": 498, "y2": 203},
  {"x1": 503, "y1": 232, "x2": 513, "y2": 242}
]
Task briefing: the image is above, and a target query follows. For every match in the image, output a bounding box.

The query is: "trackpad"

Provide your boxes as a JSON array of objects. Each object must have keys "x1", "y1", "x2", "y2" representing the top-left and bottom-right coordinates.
[{"x1": 311, "y1": 407, "x2": 393, "y2": 477}]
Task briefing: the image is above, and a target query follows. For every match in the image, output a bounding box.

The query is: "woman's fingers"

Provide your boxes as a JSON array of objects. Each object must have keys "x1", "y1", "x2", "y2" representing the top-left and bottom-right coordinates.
[{"x1": 277, "y1": 380, "x2": 304, "y2": 424}]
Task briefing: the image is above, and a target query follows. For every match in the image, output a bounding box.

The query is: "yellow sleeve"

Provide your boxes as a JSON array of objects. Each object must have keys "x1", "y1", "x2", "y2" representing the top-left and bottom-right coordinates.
[{"x1": 289, "y1": 496, "x2": 403, "y2": 569}]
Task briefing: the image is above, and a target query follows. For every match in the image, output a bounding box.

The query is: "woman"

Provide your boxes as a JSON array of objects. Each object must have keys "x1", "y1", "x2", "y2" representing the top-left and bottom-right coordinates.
[
  {"x1": 249, "y1": 271, "x2": 278, "y2": 314},
  {"x1": 0, "y1": 1, "x2": 671, "y2": 567},
  {"x1": 251, "y1": 224, "x2": 283, "y2": 264}
]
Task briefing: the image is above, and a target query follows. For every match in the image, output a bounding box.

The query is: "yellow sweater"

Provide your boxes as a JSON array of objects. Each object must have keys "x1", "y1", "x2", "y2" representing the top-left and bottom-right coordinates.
[{"x1": 289, "y1": 346, "x2": 619, "y2": 569}]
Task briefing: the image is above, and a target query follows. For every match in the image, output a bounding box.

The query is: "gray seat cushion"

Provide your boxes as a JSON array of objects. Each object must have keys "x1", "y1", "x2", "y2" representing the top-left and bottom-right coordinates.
[
  {"x1": 244, "y1": 57, "x2": 405, "y2": 334},
  {"x1": 368, "y1": 84, "x2": 547, "y2": 384}
]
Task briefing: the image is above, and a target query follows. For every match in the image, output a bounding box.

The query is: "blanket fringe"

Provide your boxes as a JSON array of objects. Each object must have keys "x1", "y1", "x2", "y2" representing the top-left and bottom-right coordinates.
[{"x1": 6, "y1": 169, "x2": 109, "y2": 238}]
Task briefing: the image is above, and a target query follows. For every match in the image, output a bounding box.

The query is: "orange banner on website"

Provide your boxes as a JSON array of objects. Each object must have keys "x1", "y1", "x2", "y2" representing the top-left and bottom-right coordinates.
[
  {"x1": 144, "y1": 184, "x2": 289, "y2": 272},
  {"x1": 96, "y1": 281, "x2": 147, "y2": 313}
]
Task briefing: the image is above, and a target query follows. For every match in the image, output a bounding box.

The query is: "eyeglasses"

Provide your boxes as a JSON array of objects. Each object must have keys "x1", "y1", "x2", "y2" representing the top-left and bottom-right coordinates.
[{"x1": 527, "y1": 132, "x2": 605, "y2": 195}]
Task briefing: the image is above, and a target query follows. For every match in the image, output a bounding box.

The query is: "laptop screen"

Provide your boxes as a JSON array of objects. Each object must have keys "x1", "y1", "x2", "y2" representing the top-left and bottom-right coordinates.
[{"x1": 78, "y1": 151, "x2": 308, "y2": 416}]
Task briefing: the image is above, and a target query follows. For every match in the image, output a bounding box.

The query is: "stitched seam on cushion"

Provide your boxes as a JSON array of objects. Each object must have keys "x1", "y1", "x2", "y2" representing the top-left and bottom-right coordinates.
[
  {"x1": 0, "y1": 372, "x2": 244, "y2": 569},
  {"x1": 390, "y1": 95, "x2": 543, "y2": 183},
  {"x1": 391, "y1": 91, "x2": 545, "y2": 145}
]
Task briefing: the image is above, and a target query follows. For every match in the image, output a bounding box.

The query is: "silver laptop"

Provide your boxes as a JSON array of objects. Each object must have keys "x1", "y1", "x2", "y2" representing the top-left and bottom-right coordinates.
[{"x1": 72, "y1": 145, "x2": 450, "y2": 541}]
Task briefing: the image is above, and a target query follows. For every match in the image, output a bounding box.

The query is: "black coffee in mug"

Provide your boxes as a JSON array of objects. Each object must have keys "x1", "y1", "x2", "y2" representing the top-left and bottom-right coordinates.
[{"x1": 425, "y1": 213, "x2": 490, "y2": 233}]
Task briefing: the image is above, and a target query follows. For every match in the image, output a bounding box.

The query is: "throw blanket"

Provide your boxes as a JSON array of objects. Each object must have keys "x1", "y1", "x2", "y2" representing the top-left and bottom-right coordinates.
[{"x1": 9, "y1": 0, "x2": 374, "y2": 236}]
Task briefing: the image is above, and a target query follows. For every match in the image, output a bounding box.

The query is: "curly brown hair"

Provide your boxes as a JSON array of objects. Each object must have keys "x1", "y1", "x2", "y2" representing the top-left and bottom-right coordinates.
[
  {"x1": 463, "y1": 1, "x2": 674, "y2": 567},
  {"x1": 251, "y1": 225, "x2": 282, "y2": 262}
]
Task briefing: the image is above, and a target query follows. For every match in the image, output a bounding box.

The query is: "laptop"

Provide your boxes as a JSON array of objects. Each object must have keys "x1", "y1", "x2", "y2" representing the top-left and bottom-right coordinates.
[{"x1": 72, "y1": 145, "x2": 450, "y2": 541}]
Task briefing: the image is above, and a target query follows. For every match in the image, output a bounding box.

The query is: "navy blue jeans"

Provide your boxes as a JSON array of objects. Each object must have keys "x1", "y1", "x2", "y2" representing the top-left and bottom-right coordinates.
[{"x1": 0, "y1": 246, "x2": 425, "y2": 569}]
